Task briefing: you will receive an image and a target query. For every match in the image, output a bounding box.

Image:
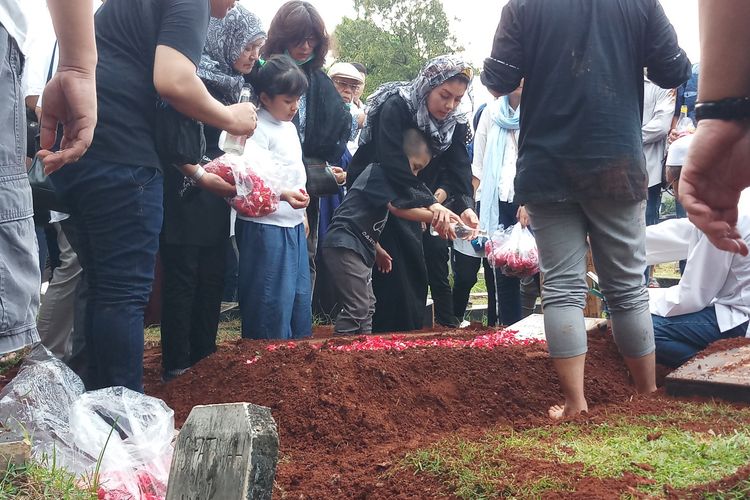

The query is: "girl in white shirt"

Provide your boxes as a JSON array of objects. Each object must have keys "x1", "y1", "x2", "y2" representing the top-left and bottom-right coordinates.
[{"x1": 236, "y1": 55, "x2": 312, "y2": 340}]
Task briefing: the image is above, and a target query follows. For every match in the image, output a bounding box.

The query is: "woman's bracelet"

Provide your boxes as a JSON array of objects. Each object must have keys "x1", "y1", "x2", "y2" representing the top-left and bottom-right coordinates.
[
  {"x1": 695, "y1": 97, "x2": 750, "y2": 122},
  {"x1": 191, "y1": 165, "x2": 206, "y2": 182}
]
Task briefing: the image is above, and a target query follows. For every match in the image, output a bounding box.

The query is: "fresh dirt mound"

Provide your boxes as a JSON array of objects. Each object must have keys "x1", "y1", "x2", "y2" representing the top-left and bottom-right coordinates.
[
  {"x1": 4, "y1": 328, "x2": 748, "y2": 497},
  {"x1": 145, "y1": 330, "x2": 654, "y2": 497}
]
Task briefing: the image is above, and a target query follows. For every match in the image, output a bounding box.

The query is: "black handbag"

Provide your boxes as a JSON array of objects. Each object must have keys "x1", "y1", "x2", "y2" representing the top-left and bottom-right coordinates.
[
  {"x1": 29, "y1": 153, "x2": 68, "y2": 213},
  {"x1": 28, "y1": 42, "x2": 68, "y2": 213},
  {"x1": 154, "y1": 99, "x2": 206, "y2": 167},
  {"x1": 303, "y1": 156, "x2": 340, "y2": 197}
]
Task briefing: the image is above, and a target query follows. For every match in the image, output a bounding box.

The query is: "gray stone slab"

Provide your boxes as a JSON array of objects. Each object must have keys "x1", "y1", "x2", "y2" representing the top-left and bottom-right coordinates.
[
  {"x1": 666, "y1": 344, "x2": 750, "y2": 403},
  {"x1": 166, "y1": 403, "x2": 278, "y2": 500},
  {"x1": 507, "y1": 314, "x2": 605, "y2": 341}
]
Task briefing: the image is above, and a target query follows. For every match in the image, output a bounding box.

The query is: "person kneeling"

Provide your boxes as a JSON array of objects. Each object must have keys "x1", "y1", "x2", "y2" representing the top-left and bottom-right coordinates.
[
  {"x1": 321, "y1": 129, "x2": 462, "y2": 335},
  {"x1": 646, "y1": 136, "x2": 750, "y2": 367}
]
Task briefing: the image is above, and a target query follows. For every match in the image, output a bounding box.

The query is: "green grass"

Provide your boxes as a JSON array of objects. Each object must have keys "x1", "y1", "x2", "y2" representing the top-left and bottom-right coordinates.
[
  {"x1": 654, "y1": 262, "x2": 681, "y2": 280},
  {"x1": 405, "y1": 402, "x2": 750, "y2": 499},
  {"x1": 0, "y1": 348, "x2": 29, "y2": 377},
  {"x1": 144, "y1": 318, "x2": 242, "y2": 345},
  {"x1": 0, "y1": 459, "x2": 95, "y2": 499},
  {"x1": 704, "y1": 479, "x2": 750, "y2": 499},
  {"x1": 404, "y1": 436, "x2": 569, "y2": 499}
]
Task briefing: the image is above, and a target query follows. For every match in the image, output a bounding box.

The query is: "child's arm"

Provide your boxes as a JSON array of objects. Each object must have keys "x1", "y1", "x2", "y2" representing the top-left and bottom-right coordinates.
[
  {"x1": 374, "y1": 243, "x2": 393, "y2": 274},
  {"x1": 387, "y1": 203, "x2": 434, "y2": 224},
  {"x1": 387, "y1": 203, "x2": 463, "y2": 224}
]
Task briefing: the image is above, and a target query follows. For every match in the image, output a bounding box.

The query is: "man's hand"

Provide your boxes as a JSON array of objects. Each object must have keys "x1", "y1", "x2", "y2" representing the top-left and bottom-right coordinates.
[
  {"x1": 459, "y1": 208, "x2": 480, "y2": 240},
  {"x1": 434, "y1": 188, "x2": 448, "y2": 204},
  {"x1": 281, "y1": 189, "x2": 311, "y2": 209},
  {"x1": 38, "y1": 67, "x2": 97, "y2": 174},
  {"x1": 668, "y1": 128, "x2": 680, "y2": 144},
  {"x1": 461, "y1": 208, "x2": 480, "y2": 227},
  {"x1": 330, "y1": 166, "x2": 347, "y2": 185},
  {"x1": 226, "y1": 102, "x2": 258, "y2": 137},
  {"x1": 198, "y1": 172, "x2": 236, "y2": 198},
  {"x1": 303, "y1": 215, "x2": 310, "y2": 237},
  {"x1": 516, "y1": 205, "x2": 530, "y2": 228},
  {"x1": 375, "y1": 245, "x2": 393, "y2": 274},
  {"x1": 679, "y1": 119, "x2": 750, "y2": 255}
]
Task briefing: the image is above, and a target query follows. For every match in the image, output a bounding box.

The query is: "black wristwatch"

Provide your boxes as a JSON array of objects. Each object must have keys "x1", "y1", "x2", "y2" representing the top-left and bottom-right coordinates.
[{"x1": 695, "y1": 97, "x2": 750, "y2": 122}]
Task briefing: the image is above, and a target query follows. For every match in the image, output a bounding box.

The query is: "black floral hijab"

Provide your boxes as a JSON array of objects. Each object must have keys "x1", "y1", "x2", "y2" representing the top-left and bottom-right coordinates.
[
  {"x1": 197, "y1": 5, "x2": 266, "y2": 104},
  {"x1": 360, "y1": 55, "x2": 473, "y2": 153}
]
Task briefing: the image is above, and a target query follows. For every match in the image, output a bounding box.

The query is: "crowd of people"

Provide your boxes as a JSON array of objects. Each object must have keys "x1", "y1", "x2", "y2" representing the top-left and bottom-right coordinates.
[{"x1": 1, "y1": 0, "x2": 749, "y2": 420}]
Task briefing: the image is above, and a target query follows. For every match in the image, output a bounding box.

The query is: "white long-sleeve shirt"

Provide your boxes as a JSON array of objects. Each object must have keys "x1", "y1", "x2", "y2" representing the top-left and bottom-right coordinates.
[
  {"x1": 645, "y1": 190, "x2": 750, "y2": 335},
  {"x1": 240, "y1": 108, "x2": 307, "y2": 228},
  {"x1": 471, "y1": 100, "x2": 519, "y2": 202},
  {"x1": 642, "y1": 78, "x2": 674, "y2": 188}
]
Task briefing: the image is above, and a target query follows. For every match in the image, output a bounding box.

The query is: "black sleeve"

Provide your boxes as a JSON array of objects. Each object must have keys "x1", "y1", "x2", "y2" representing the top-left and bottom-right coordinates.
[
  {"x1": 157, "y1": 0, "x2": 210, "y2": 67},
  {"x1": 376, "y1": 96, "x2": 436, "y2": 206},
  {"x1": 481, "y1": 0, "x2": 524, "y2": 95},
  {"x1": 644, "y1": 0, "x2": 691, "y2": 89},
  {"x1": 434, "y1": 124, "x2": 474, "y2": 214}
]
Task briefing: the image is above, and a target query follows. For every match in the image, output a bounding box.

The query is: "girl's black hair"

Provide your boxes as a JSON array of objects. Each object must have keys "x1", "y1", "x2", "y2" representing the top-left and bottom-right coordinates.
[{"x1": 254, "y1": 54, "x2": 309, "y2": 98}]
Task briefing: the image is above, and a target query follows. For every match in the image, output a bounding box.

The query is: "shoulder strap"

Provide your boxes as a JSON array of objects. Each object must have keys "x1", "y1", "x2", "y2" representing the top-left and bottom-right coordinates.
[{"x1": 46, "y1": 42, "x2": 58, "y2": 83}]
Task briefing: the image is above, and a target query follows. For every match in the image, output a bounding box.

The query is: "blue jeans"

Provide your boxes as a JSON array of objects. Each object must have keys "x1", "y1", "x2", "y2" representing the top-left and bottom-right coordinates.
[
  {"x1": 652, "y1": 307, "x2": 748, "y2": 367},
  {"x1": 0, "y1": 26, "x2": 40, "y2": 353},
  {"x1": 236, "y1": 220, "x2": 312, "y2": 340},
  {"x1": 51, "y1": 160, "x2": 163, "y2": 391}
]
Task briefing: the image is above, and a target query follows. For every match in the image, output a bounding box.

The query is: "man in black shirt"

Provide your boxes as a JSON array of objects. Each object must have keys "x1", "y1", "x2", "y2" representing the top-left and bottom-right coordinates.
[
  {"x1": 482, "y1": 0, "x2": 691, "y2": 419},
  {"x1": 49, "y1": 0, "x2": 257, "y2": 392}
]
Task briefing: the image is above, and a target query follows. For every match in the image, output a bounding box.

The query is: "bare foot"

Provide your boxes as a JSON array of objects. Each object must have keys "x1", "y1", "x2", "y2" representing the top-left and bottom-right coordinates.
[{"x1": 548, "y1": 402, "x2": 588, "y2": 420}]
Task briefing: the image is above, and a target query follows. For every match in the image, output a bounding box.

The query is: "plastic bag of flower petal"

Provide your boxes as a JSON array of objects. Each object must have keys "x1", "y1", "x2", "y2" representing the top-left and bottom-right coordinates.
[
  {"x1": 484, "y1": 225, "x2": 511, "y2": 268},
  {"x1": 204, "y1": 142, "x2": 290, "y2": 217},
  {"x1": 494, "y1": 223, "x2": 539, "y2": 278}
]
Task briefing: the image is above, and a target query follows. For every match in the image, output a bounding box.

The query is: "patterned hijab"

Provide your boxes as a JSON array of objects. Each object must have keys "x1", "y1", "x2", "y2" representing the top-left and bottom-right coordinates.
[
  {"x1": 197, "y1": 5, "x2": 266, "y2": 104},
  {"x1": 360, "y1": 55, "x2": 473, "y2": 153}
]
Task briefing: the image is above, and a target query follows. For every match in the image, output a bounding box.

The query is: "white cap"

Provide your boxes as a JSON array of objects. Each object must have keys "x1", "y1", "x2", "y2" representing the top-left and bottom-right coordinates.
[
  {"x1": 328, "y1": 62, "x2": 364, "y2": 83},
  {"x1": 666, "y1": 134, "x2": 694, "y2": 167}
]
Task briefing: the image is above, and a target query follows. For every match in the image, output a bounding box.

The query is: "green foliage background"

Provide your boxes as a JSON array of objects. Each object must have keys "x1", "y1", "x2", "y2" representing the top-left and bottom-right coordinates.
[{"x1": 332, "y1": 0, "x2": 462, "y2": 96}]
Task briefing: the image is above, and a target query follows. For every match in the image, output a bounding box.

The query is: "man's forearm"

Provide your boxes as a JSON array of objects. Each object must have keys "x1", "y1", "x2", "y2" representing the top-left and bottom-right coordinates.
[
  {"x1": 46, "y1": 0, "x2": 97, "y2": 72},
  {"x1": 153, "y1": 45, "x2": 233, "y2": 130},
  {"x1": 698, "y1": 0, "x2": 750, "y2": 101}
]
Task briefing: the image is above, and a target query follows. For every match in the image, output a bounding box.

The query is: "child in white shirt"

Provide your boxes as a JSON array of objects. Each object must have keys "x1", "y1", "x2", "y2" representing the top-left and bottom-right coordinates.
[{"x1": 236, "y1": 55, "x2": 312, "y2": 339}]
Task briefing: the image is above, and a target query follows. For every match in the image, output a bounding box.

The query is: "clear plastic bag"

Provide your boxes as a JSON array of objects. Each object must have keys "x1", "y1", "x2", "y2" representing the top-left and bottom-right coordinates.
[
  {"x1": 485, "y1": 222, "x2": 539, "y2": 277},
  {"x1": 0, "y1": 345, "x2": 89, "y2": 469},
  {"x1": 0, "y1": 345, "x2": 175, "y2": 500},
  {"x1": 71, "y1": 387, "x2": 174, "y2": 499},
  {"x1": 204, "y1": 142, "x2": 294, "y2": 218}
]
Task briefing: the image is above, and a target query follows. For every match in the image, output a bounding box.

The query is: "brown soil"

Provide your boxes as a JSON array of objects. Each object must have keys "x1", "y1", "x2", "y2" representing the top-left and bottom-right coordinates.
[
  {"x1": 142, "y1": 329, "x2": 750, "y2": 498},
  {"x1": 4, "y1": 329, "x2": 750, "y2": 498},
  {"x1": 697, "y1": 336, "x2": 750, "y2": 358}
]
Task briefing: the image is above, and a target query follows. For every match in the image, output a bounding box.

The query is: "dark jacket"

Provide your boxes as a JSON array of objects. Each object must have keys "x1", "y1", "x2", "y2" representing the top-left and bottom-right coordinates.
[
  {"x1": 348, "y1": 94, "x2": 474, "y2": 214},
  {"x1": 481, "y1": 0, "x2": 692, "y2": 204}
]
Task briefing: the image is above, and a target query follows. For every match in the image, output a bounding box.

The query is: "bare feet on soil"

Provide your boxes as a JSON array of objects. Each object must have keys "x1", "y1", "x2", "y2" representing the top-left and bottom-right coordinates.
[{"x1": 548, "y1": 402, "x2": 589, "y2": 420}]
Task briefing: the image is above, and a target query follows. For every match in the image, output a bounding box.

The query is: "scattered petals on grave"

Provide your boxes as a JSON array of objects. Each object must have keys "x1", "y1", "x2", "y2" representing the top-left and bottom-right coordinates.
[{"x1": 256, "y1": 329, "x2": 544, "y2": 362}]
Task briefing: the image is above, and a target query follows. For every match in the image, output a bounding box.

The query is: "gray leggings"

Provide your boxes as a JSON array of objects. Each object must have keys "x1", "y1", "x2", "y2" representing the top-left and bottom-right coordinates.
[{"x1": 526, "y1": 200, "x2": 654, "y2": 359}]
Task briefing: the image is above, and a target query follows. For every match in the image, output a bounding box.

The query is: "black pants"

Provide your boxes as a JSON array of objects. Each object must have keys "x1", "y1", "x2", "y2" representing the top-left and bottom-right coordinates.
[
  {"x1": 423, "y1": 232, "x2": 459, "y2": 327},
  {"x1": 451, "y1": 250, "x2": 481, "y2": 321},
  {"x1": 160, "y1": 241, "x2": 226, "y2": 371}
]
